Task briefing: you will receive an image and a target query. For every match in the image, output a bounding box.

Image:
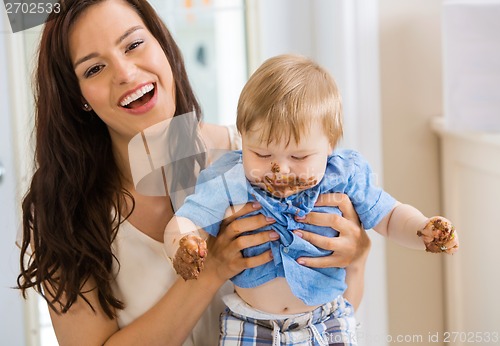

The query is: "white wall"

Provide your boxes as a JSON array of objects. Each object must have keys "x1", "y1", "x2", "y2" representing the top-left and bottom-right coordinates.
[{"x1": 379, "y1": 0, "x2": 445, "y2": 344}]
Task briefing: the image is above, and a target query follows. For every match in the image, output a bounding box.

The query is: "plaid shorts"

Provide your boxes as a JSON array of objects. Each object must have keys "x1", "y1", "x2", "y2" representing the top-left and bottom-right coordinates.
[{"x1": 219, "y1": 295, "x2": 357, "y2": 346}]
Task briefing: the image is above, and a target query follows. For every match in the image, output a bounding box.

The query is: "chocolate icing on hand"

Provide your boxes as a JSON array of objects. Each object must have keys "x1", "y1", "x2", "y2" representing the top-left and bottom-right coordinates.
[
  {"x1": 417, "y1": 217, "x2": 459, "y2": 254},
  {"x1": 173, "y1": 234, "x2": 207, "y2": 280}
]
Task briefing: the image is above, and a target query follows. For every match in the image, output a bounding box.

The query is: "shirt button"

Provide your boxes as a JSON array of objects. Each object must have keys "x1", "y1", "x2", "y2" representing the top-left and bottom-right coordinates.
[
  {"x1": 289, "y1": 322, "x2": 299, "y2": 330},
  {"x1": 283, "y1": 247, "x2": 289, "y2": 253}
]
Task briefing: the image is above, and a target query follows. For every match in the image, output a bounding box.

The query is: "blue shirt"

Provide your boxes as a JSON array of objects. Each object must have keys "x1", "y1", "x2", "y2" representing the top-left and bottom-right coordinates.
[{"x1": 176, "y1": 149, "x2": 396, "y2": 306}]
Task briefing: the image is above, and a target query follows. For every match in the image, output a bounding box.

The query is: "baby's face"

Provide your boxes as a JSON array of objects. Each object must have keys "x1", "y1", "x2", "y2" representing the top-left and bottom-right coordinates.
[{"x1": 242, "y1": 121, "x2": 333, "y2": 198}]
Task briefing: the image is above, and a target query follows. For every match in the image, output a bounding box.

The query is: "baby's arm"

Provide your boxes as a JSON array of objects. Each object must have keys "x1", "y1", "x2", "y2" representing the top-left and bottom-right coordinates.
[
  {"x1": 164, "y1": 216, "x2": 208, "y2": 280},
  {"x1": 373, "y1": 202, "x2": 459, "y2": 254}
]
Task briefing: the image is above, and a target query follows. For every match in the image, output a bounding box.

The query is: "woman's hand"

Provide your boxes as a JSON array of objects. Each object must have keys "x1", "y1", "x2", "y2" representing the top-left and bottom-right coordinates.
[
  {"x1": 205, "y1": 202, "x2": 278, "y2": 282},
  {"x1": 293, "y1": 193, "x2": 370, "y2": 268},
  {"x1": 292, "y1": 193, "x2": 370, "y2": 310}
]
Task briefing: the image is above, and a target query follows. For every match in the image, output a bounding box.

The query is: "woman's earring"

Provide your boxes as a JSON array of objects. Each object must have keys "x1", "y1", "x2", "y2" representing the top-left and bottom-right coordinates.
[{"x1": 83, "y1": 103, "x2": 92, "y2": 111}]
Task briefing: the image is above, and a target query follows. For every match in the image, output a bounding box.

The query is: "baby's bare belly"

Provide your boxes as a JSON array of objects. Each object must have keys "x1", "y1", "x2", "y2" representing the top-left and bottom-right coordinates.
[{"x1": 235, "y1": 277, "x2": 320, "y2": 315}]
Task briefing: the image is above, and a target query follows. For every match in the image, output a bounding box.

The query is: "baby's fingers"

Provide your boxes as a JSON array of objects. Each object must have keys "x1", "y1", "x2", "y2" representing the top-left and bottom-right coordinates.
[
  {"x1": 180, "y1": 235, "x2": 207, "y2": 257},
  {"x1": 443, "y1": 233, "x2": 459, "y2": 255}
]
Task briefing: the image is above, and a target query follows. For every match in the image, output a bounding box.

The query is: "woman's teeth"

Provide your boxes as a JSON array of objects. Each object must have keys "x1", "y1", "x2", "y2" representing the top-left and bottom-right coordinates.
[{"x1": 120, "y1": 84, "x2": 154, "y2": 107}]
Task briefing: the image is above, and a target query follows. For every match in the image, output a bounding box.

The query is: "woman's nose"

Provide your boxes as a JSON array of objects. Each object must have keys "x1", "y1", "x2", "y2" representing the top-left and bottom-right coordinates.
[{"x1": 112, "y1": 58, "x2": 137, "y2": 84}]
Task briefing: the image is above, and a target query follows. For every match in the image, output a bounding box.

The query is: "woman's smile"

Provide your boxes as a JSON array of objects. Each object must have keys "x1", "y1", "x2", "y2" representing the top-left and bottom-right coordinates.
[{"x1": 118, "y1": 82, "x2": 158, "y2": 115}]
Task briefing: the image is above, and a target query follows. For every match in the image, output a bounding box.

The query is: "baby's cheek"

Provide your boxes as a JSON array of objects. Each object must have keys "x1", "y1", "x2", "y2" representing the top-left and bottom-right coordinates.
[
  {"x1": 309, "y1": 171, "x2": 325, "y2": 186},
  {"x1": 245, "y1": 167, "x2": 264, "y2": 183}
]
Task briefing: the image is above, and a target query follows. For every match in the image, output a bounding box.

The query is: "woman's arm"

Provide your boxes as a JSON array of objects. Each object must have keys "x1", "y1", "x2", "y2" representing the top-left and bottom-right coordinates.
[
  {"x1": 343, "y1": 233, "x2": 370, "y2": 310},
  {"x1": 292, "y1": 193, "x2": 370, "y2": 310},
  {"x1": 48, "y1": 204, "x2": 276, "y2": 346},
  {"x1": 48, "y1": 262, "x2": 226, "y2": 345}
]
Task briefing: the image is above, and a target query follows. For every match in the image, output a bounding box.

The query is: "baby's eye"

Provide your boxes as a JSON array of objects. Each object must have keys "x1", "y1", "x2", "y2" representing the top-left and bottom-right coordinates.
[
  {"x1": 84, "y1": 64, "x2": 104, "y2": 78},
  {"x1": 255, "y1": 152, "x2": 271, "y2": 159},
  {"x1": 291, "y1": 155, "x2": 309, "y2": 161}
]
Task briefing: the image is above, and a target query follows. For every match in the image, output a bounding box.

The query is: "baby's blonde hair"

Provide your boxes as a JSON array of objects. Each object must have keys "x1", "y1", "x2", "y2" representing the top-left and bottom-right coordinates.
[{"x1": 237, "y1": 54, "x2": 343, "y2": 147}]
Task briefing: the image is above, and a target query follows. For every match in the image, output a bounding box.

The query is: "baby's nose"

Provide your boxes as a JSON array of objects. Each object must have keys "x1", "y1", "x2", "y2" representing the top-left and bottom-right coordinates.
[{"x1": 272, "y1": 161, "x2": 290, "y2": 174}]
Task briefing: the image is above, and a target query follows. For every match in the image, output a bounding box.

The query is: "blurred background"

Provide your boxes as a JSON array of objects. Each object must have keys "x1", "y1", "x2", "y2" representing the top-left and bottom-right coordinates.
[{"x1": 1, "y1": 0, "x2": 499, "y2": 345}]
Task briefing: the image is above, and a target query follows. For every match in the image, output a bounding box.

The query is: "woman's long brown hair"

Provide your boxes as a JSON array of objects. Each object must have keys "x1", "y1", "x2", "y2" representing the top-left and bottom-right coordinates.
[{"x1": 17, "y1": 0, "x2": 204, "y2": 319}]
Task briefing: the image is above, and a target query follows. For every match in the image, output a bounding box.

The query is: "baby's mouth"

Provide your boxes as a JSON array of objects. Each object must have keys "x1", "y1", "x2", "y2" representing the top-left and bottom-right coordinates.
[{"x1": 258, "y1": 174, "x2": 317, "y2": 197}]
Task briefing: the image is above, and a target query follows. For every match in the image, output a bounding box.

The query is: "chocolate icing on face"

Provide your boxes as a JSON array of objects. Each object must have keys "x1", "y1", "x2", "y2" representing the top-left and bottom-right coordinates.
[
  {"x1": 258, "y1": 162, "x2": 317, "y2": 197},
  {"x1": 271, "y1": 162, "x2": 280, "y2": 173}
]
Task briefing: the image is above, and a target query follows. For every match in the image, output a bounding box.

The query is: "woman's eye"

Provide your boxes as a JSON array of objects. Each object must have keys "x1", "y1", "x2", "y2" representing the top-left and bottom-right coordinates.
[
  {"x1": 84, "y1": 65, "x2": 103, "y2": 78},
  {"x1": 126, "y1": 40, "x2": 144, "y2": 53}
]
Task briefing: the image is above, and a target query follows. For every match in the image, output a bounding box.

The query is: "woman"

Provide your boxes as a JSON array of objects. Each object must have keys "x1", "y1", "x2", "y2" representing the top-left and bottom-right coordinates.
[{"x1": 17, "y1": 0, "x2": 370, "y2": 345}]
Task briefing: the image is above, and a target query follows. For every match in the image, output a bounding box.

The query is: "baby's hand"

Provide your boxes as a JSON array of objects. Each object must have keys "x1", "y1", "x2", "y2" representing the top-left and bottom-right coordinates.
[
  {"x1": 417, "y1": 217, "x2": 459, "y2": 254},
  {"x1": 173, "y1": 234, "x2": 208, "y2": 280}
]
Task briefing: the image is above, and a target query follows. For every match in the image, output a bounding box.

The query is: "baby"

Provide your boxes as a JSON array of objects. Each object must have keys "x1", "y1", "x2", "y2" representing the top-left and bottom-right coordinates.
[{"x1": 164, "y1": 54, "x2": 459, "y2": 345}]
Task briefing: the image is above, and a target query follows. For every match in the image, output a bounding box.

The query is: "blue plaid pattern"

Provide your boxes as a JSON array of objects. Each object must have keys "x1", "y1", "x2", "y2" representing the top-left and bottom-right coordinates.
[{"x1": 219, "y1": 296, "x2": 357, "y2": 346}]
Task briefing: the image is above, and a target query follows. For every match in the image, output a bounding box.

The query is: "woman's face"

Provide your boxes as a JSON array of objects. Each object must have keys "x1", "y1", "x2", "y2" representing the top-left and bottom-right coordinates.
[{"x1": 69, "y1": 0, "x2": 176, "y2": 145}]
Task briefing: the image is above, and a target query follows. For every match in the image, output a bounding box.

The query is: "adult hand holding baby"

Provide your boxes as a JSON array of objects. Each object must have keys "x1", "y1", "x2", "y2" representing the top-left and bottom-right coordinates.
[{"x1": 293, "y1": 193, "x2": 371, "y2": 268}]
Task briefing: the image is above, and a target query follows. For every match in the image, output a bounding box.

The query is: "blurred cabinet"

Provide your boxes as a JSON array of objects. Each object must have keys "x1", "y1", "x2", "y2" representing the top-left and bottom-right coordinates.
[
  {"x1": 433, "y1": 117, "x2": 500, "y2": 345},
  {"x1": 440, "y1": 2, "x2": 500, "y2": 342}
]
